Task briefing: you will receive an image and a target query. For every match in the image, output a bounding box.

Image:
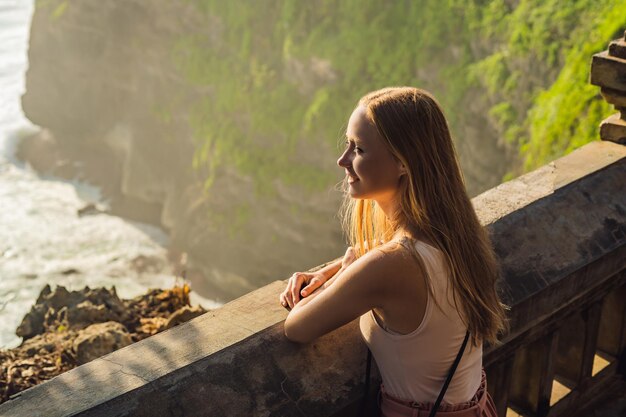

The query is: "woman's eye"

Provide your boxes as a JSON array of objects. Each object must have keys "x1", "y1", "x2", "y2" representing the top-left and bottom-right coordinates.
[{"x1": 344, "y1": 140, "x2": 363, "y2": 154}]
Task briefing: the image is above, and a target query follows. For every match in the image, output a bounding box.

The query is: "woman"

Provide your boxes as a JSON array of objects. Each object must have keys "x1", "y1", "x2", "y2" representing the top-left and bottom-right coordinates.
[{"x1": 279, "y1": 87, "x2": 506, "y2": 417}]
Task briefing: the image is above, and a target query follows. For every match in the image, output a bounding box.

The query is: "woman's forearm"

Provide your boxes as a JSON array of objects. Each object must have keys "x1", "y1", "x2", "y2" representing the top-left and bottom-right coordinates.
[{"x1": 316, "y1": 258, "x2": 342, "y2": 281}]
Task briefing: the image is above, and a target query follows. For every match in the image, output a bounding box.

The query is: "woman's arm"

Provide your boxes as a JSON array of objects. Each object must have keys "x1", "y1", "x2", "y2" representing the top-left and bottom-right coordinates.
[
  {"x1": 284, "y1": 247, "x2": 399, "y2": 343},
  {"x1": 279, "y1": 247, "x2": 356, "y2": 309},
  {"x1": 313, "y1": 258, "x2": 343, "y2": 284},
  {"x1": 279, "y1": 258, "x2": 340, "y2": 309}
]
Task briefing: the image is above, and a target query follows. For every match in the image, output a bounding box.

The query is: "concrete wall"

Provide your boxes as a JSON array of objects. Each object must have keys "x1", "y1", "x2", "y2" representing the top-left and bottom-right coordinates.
[{"x1": 1, "y1": 141, "x2": 624, "y2": 417}]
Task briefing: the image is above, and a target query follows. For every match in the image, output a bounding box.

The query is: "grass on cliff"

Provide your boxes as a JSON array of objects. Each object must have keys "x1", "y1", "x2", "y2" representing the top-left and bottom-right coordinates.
[
  {"x1": 468, "y1": 0, "x2": 626, "y2": 174},
  {"x1": 172, "y1": 0, "x2": 624, "y2": 197}
]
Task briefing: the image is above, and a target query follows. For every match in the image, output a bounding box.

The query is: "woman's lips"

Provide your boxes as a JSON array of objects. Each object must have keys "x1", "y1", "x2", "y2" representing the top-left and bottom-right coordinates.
[{"x1": 346, "y1": 170, "x2": 359, "y2": 184}]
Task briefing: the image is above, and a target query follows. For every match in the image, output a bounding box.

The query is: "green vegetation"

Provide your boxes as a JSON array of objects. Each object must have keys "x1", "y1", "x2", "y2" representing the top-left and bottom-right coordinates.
[
  {"x1": 51, "y1": 1, "x2": 68, "y2": 20},
  {"x1": 523, "y1": 4, "x2": 625, "y2": 170},
  {"x1": 174, "y1": 0, "x2": 625, "y2": 194},
  {"x1": 35, "y1": 0, "x2": 69, "y2": 19},
  {"x1": 468, "y1": 0, "x2": 626, "y2": 172}
]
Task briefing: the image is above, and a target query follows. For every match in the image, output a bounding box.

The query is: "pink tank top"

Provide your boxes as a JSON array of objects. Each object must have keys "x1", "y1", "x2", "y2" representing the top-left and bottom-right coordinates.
[{"x1": 359, "y1": 239, "x2": 482, "y2": 404}]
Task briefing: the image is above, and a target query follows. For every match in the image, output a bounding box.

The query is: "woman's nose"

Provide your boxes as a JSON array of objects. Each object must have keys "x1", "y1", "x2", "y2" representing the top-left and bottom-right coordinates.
[{"x1": 337, "y1": 148, "x2": 352, "y2": 168}]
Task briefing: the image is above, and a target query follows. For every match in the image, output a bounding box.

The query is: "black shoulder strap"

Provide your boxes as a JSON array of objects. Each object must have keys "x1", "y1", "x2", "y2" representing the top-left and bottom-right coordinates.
[{"x1": 428, "y1": 330, "x2": 470, "y2": 417}]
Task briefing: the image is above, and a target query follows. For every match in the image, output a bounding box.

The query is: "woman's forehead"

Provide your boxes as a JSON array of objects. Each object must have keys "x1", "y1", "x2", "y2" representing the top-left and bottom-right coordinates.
[{"x1": 346, "y1": 105, "x2": 378, "y2": 143}]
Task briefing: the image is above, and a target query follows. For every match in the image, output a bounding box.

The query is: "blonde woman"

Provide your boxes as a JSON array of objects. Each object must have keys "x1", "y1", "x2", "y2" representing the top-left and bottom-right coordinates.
[{"x1": 279, "y1": 87, "x2": 506, "y2": 417}]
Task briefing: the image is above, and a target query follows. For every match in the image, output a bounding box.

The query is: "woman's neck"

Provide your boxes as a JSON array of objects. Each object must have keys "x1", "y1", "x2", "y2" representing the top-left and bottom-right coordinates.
[
  {"x1": 392, "y1": 225, "x2": 433, "y2": 246},
  {"x1": 375, "y1": 193, "x2": 401, "y2": 221},
  {"x1": 375, "y1": 196, "x2": 434, "y2": 246}
]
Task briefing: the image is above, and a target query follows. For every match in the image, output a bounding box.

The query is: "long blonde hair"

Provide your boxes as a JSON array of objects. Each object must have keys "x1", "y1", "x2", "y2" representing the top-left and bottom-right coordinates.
[{"x1": 340, "y1": 87, "x2": 507, "y2": 345}]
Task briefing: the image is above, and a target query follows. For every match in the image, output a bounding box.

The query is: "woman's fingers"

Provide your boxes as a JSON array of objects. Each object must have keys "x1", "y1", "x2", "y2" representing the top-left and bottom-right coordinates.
[
  {"x1": 300, "y1": 276, "x2": 322, "y2": 297},
  {"x1": 279, "y1": 292, "x2": 286, "y2": 307},
  {"x1": 289, "y1": 273, "x2": 306, "y2": 306},
  {"x1": 280, "y1": 269, "x2": 327, "y2": 308},
  {"x1": 279, "y1": 288, "x2": 289, "y2": 309},
  {"x1": 279, "y1": 291, "x2": 291, "y2": 311},
  {"x1": 280, "y1": 276, "x2": 296, "y2": 309},
  {"x1": 342, "y1": 246, "x2": 356, "y2": 267},
  {"x1": 279, "y1": 273, "x2": 306, "y2": 310}
]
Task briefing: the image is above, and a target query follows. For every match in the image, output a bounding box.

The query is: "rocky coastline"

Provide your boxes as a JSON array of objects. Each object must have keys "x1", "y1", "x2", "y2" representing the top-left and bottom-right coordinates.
[{"x1": 0, "y1": 283, "x2": 206, "y2": 404}]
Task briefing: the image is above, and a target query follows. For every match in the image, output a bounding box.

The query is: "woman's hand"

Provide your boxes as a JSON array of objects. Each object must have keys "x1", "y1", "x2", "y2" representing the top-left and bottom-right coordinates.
[
  {"x1": 280, "y1": 271, "x2": 326, "y2": 310},
  {"x1": 279, "y1": 247, "x2": 356, "y2": 310}
]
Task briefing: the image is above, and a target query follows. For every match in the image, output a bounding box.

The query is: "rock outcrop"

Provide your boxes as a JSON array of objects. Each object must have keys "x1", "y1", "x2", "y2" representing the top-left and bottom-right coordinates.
[
  {"x1": 0, "y1": 284, "x2": 207, "y2": 404},
  {"x1": 72, "y1": 322, "x2": 133, "y2": 365}
]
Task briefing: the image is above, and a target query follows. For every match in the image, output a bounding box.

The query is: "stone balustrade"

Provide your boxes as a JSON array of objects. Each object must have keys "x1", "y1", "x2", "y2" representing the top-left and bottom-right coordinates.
[{"x1": 591, "y1": 30, "x2": 626, "y2": 144}]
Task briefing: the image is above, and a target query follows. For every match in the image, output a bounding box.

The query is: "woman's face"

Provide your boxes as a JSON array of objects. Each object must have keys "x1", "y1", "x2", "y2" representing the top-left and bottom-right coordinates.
[{"x1": 337, "y1": 105, "x2": 404, "y2": 202}]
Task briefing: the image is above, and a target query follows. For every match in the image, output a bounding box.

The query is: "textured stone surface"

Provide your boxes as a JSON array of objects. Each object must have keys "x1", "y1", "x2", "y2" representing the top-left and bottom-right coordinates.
[
  {"x1": 609, "y1": 39, "x2": 626, "y2": 60},
  {"x1": 591, "y1": 34, "x2": 626, "y2": 144},
  {"x1": 472, "y1": 140, "x2": 626, "y2": 226},
  {"x1": 474, "y1": 141, "x2": 626, "y2": 358},
  {"x1": 600, "y1": 113, "x2": 626, "y2": 144},
  {"x1": 600, "y1": 87, "x2": 626, "y2": 109},
  {"x1": 15, "y1": 285, "x2": 127, "y2": 340},
  {"x1": 73, "y1": 322, "x2": 132, "y2": 365},
  {"x1": 164, "y1": 305, "x2": 206, "y2": 329},
  {"x1": 1, "y1": 141, "x2": 623, "y2": 417},
  {"x1": 608, "y1": 30, "x2": 626, "y2": 60},
  {"x1": 591, "y1": 51, "x2": 626, "y2": 93}
]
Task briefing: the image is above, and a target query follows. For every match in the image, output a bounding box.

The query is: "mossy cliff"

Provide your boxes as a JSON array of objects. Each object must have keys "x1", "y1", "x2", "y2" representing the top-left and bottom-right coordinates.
[{"x1": 22, "y1": 0, "x2": 625, "y2": 300}]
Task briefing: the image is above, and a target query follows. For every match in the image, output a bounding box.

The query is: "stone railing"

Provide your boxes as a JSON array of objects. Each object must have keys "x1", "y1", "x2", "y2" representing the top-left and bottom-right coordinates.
[
  {"x1": 591, "y1": 30, "x2": 626, "y2": 144},
  {"x1": 478, "y1": 141, "x2": 626, "y2": 416},
  {"x1": 2, "y1": 35, "x2": 625, "y2": 417}
]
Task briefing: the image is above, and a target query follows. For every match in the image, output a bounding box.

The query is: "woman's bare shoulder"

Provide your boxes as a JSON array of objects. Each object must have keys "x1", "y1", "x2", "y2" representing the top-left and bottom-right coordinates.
[{"x1": 356, "y1": 241, "x2": 419, "y2": 277}]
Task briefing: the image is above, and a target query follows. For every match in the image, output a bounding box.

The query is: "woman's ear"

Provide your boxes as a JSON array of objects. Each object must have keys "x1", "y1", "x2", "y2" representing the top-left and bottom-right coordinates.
[
  {"x1": 393, "y1": 155, "x2": 407, "y2": 176},
  {"x1": 398, "y1": 162, "x2": 408, "y2": 176}
]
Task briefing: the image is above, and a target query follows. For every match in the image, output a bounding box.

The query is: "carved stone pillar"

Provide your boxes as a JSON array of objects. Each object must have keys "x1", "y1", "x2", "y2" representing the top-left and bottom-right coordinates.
[{"x1": 590, "y1": 30, "x2": 626, "y2": 144}]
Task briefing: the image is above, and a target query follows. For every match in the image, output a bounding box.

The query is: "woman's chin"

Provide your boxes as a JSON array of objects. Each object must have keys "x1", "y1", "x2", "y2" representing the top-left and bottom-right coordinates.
[{"x1": 348, "y1": 182, "x2": 364, "y2": 197}]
